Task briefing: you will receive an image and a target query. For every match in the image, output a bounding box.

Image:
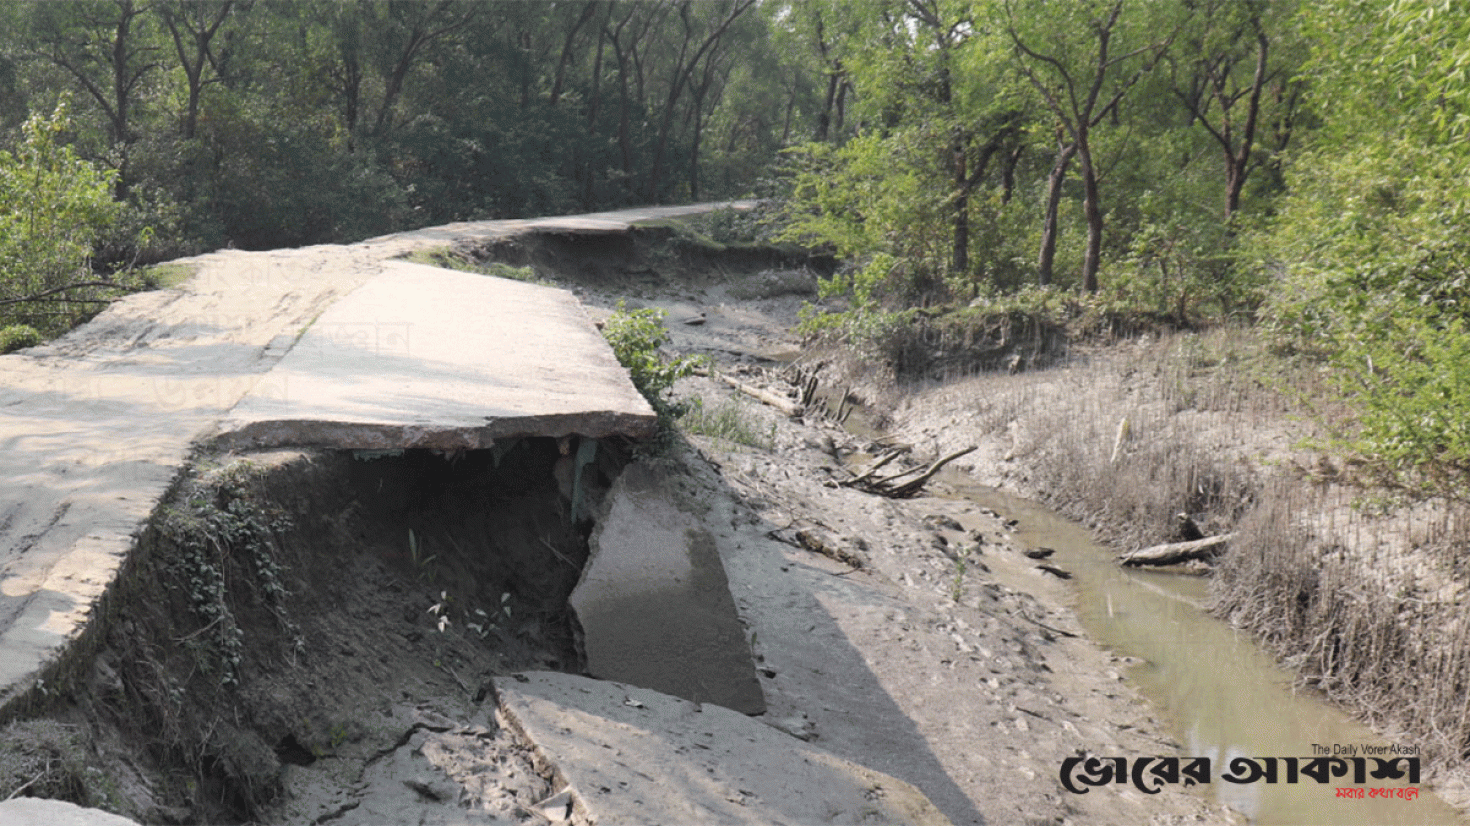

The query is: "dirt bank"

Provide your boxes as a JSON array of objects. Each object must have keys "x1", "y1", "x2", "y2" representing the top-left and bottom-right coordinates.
[{"x1": 0, "y1": 441, "x2": 615, "y2": 823}]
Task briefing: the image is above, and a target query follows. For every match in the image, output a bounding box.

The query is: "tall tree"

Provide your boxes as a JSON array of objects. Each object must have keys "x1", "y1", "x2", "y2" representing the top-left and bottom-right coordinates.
[
  {"x1": 367, "y1": 1, "x2": 476, "y2": 137},
  {"x1": 157, "y1": 0, "x2": 246, "y2": 139},
  {"x1": 29, "y1": 0, "x2": 159, "y2": 196},
  {"x1": 1008, "y1": 0, "x2": 1179, "y2": 291},
  {"x1": 1169, "y1": 0, "x2": 1301, "y2": 224},
  {"x1": 645, "y1": 0, "x2": 757, "y2": 203}
]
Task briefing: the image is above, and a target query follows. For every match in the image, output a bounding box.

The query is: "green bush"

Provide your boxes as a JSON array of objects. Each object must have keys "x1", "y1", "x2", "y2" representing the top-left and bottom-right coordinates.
[
  {"x1": 0, "y1": 101, "x2": 135, "y2": 334},
  {"x1": 1256, "y1": 2, "x2": 1470, "y2": 498},
  {"x1": 0, "y1": 324, "x2": 42, "y2": 353},
  {"x1": 600, "y1": 301, "x2": 703, "y2": 417}
]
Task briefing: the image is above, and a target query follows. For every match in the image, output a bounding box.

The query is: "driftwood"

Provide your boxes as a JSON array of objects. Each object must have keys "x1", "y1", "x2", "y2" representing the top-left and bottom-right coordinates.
[
  {"x1": 842, "y1": 446, "x2": 977, "y2": 499},
  {"x1": 695, "y1": 367, "x2": 804, "y2": 417},
  {"x1": 845, "y1": 449, "x2": 902, "y2": 485},
  {"x1": 1120, "y1": 533, "x2": 1235, "y2": 567}
]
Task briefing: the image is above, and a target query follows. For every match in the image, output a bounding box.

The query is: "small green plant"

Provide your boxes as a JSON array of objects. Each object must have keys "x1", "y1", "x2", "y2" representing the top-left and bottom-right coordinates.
[
  {"x1": 950, "y1": 550, "x2": 969, "y2": 603},
  {"x1": 601, "y1": 300, "x2": 704, "y2": 417},
  {"x1": 0, "y1": 324, "x2": 42, "y2": 353},
  {"x1": 466, "y1": 592, "x2": 514, "y2": 639},
  {"x1": 678, "y1": 396, "x2": 774, "y2": 449},
  {"x1": 140, "y1": 262, "x2": 199, "y2": 289}
]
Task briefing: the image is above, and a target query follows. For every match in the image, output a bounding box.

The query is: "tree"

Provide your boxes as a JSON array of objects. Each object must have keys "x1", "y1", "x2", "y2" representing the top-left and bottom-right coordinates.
[
  {"x1": 0, "y1": 101, "x2": 134, "y2": 333},
  {"x1": 28, "y1": 0, "x2": 159, "y2": 196},
  {"x1": 645, "y1": 0, "x2": 758, "y2": 203},
  {"x1": 1168, "y1": 0, "x2": 1301, "y2": 225},
  {"x1": 1261, "y1": 0, "x2": 1470, "y2": 494},
  {"x1": 1007, "y1": 0, "x2": 1179, "y2": 291},
  {"x1": 157, "y1": 0, "x2": 246, "y2": 139}
]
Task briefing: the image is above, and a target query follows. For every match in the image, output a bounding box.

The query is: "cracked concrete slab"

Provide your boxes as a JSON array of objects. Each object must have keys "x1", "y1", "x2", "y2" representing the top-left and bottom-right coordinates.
[
  {"x1": 494, "y1": 670, "x2": 951, "y2": 826},
  {"x1": 0, "y1": 203, "x2": 742, "y2": 719},
  {"x1": 213, "y1": 260, "x2": 656, "y2": 450},
  {"x1": 0, "y1": 798, "x2": 142, "y2": 825}
]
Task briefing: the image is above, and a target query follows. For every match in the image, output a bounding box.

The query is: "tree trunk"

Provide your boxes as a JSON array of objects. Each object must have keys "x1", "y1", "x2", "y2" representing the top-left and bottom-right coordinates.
[
  {"x1": 952, "y1": 135, "x2": 968, "y2": 277},
  {"x1": 689, "y1": 101, "x2": 703, "y2": 201},
  {"x1": 647, "y1": 0, "x2": 754, "y2": 202},
  {"x1": 1038, "y1": 141, "x2": 1076, "y2": 287},
  {"x1": 550, "y1": 2, "x2": 598, "y2": 107},
  {"x1": 1001, "y1": 143, "x2": 1024, "y2": 204},
  {"x1": 1078, "y1": 132, "x2": 1102, "y2": 293},
  {"x1": 1120, "y1": 533, "x2": 1234, "y2": 567}
]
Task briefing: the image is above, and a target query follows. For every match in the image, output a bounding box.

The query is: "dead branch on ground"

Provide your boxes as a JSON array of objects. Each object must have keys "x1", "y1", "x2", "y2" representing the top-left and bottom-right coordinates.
[
  {"x1": 841, "y1": 446, "x2": 977, "y2": 499},
  {"x1": 694, "y1": 366, "x2": 803, "y2": 417}
]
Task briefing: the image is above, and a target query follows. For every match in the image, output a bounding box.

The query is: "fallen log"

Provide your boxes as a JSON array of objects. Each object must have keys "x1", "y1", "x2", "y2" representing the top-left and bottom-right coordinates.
[
  {"x1": 695, "y1": 367, "x2": 804, "y2": 417},
  {"x1": 1120, "y1": 533, "x2": 1235, "y2": 567},
  {"x1": 842, "y1": 449, "x2": 902, "y2": 486}
]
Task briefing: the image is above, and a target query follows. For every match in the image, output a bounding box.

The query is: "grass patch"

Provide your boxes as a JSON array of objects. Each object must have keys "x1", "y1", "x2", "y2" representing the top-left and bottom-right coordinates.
[
  {"x1": 141, "y1": 262, "x2": 199, "y2": 289},
  {"x1": 0, "y1": 720, "x2": 97, "y2": 806},
  {"x1": 678, "y1": 396, "x2": 774, "y2": 449},
  {"x1": 403, "y1": 247, "x2": 552, "y2": 286}
]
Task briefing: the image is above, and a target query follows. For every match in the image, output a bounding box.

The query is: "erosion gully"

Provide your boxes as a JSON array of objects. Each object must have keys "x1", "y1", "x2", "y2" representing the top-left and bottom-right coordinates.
[
  {"x1": 829, "y1": 393, "x2": 1462, "y2": 824},
  {"x1": 944, "y1": 475, "x2": 1465, "y2": 825}
]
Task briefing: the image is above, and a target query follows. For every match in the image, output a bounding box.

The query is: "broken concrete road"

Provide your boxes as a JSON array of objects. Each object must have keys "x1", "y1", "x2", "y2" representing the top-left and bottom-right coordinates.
[
  {"x1": 0, "y1": 203, "x2": 735, "y2": 720},
  {"x1": 495, "y1": 670, "x2": 950, "y2": 826},
  {"x1": 0, "y1": 798, "x2": 142, "y2": 826},
  {"x1": 214, "y1": 260, "x2": 655, "y2": 450}
]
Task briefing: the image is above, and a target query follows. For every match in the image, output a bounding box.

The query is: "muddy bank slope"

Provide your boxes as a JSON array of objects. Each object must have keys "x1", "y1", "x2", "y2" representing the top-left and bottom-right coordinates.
[{"x1": 887, "y1": 329, "x2": 1470, "y2": 813}]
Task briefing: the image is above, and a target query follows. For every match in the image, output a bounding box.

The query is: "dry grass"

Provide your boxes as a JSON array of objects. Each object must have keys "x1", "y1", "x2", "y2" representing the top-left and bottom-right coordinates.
[
  {"x1": 890, "y1": 325, "x2": 1470, "y2": 773},
  {"x1": 1217, "y1": 479, "x2": 1470, "y2": 763}
]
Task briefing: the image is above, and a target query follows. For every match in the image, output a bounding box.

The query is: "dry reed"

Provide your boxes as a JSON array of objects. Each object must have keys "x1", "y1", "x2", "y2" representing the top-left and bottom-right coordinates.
[{"x1": 894, "y1": 325, "x2": 1470, "y2": 771}]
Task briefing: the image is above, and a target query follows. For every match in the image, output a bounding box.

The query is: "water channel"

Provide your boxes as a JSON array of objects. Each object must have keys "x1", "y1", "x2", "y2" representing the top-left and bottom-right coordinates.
[{"x1": 941, "y1": 475, "x2": 1465, "y2": 825}]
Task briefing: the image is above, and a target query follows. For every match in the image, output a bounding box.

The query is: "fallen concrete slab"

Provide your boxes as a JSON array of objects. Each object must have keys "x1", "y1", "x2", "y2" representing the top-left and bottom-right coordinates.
[
  {"x1": 494, "y1": 671, "x2": 951, "y2": 826},
  {"x1": 214, "y1": 261, "x2": 656, "y2": 450},
  {"x1": 571, "y1": 461, "x2": 765, "y2": 715}
]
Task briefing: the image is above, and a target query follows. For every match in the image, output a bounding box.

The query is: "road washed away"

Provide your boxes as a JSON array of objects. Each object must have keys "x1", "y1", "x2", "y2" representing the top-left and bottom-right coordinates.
[{"x1": 0, "y1": 204, "x2": 1232, "y2": 825}]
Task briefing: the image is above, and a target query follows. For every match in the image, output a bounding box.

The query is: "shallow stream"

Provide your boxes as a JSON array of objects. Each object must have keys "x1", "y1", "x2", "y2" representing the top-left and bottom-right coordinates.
[{"x1": 943, "y1": 476, "x2": 1465, "y2": 825}]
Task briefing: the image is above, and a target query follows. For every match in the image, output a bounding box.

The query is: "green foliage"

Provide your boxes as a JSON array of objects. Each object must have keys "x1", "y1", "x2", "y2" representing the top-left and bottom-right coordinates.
[
  {"x1": 600, "y1": 301, "x2": 703, "y2": 417},
  {"x1": 1258, "y1": 1, "x2": 1470, "y2": 495},
  {"x1": 1333, "y1": 316, "x2": 1470, "y2": 495},
  {"x1": 2, "y1": 0, "x2": 805, "y2": 258},
  {"x1": 776, "y1": 135, "x2": 949, "y2": 308},
  {"x1": 161, "y1": 461, "x2": 299, "y2": 685},
  {"x1": 405, "y1": 248, "x2": 550, "y2": 286},
  {"x1": 0, "y1": 323, "x2": 42, "y2": 353},
  {"x1": 0, "y1": 101, "x2": 135, "y2": 333}
]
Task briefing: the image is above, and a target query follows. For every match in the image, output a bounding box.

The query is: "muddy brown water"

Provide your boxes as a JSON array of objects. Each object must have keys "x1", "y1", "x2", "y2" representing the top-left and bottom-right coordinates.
[{"x1": 943, "y1": 476, "x2": 1465, "y2": 825}]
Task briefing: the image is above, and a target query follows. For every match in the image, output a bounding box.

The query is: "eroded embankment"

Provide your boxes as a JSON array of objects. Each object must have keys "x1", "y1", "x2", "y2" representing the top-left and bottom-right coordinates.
[
  {"x1": 0, "y1": 440, "x2": 624, "y2": 823},
  {"x1": 884, "y1": 328, "x2": 1470, "y2": 812}
]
